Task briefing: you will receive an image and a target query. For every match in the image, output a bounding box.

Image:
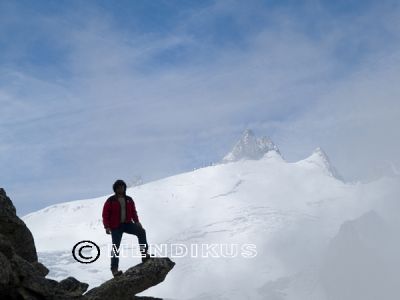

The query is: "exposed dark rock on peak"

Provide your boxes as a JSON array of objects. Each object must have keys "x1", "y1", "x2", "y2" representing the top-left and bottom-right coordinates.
[{"x1": 222, "y1": 129, "x2": 281, "y2": 163}]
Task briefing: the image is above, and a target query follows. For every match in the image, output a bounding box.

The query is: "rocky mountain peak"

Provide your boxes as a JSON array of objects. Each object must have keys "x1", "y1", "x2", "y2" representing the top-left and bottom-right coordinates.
[{"x1": 222, "y1": 129, "x2": 281, "y2": 163}]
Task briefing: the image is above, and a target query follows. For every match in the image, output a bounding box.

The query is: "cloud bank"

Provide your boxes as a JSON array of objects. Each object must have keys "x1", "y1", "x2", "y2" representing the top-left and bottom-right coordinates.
[{"x1": 0, "y1": 0, "x2": 399, "y2": 214}]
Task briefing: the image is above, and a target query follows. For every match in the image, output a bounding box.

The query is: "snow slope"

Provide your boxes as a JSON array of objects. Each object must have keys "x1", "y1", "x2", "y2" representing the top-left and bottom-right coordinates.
[{"x1": 22, "y1": 150, "x2": 400, "y2": 299}]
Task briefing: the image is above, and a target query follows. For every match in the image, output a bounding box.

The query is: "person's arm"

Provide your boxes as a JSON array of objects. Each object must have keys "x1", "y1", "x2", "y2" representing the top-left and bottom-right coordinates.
[
  {"x1": 102, "y1": 199, "x2": 112, "y2": 233},
  {"x1": 128, "y1": 197, "x2": 140, "y2": 226},
  {"x1": 131, "y1": 199, "x2": 140, "y2": 224}
]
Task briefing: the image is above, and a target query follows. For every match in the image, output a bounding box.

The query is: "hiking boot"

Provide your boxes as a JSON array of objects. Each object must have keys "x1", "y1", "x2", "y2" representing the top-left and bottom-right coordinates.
[
  {"x1": 141, "y1": 253, "x2": 154, "y2": 263},
  {"x1": 111, "y1": 267, "x2": 123, "y2": 277}
]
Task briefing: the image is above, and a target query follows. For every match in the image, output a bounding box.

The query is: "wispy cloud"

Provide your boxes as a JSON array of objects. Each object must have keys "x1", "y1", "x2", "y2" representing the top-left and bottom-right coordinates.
[{"x1": 1, "y1": 0, "x2": 399, "y2": 214}]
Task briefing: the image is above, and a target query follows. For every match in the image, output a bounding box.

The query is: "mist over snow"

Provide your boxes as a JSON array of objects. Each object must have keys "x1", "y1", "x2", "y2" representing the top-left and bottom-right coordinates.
[{"x1": 22, "y1": 136, "x2": 400, "y2": 299}]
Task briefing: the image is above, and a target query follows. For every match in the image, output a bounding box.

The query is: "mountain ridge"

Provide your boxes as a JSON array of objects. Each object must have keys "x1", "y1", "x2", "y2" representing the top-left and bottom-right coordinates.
[{"x1": 21, "y1": 132, "x2": 381, "y2": 299}]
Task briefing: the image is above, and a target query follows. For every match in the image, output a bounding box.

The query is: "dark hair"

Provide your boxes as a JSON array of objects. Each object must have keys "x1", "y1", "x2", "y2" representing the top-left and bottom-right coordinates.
[{"x1": 113, "y1": 179, "x2": 127, "y2": 194}]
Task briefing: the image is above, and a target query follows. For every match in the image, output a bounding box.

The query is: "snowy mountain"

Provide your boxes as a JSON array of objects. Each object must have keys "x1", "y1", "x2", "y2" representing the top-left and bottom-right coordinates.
[
  {"x1": 222, "y1": 129, "x2": 281, "y2": 162},
  {"x1": 301, "y1": 147, "x2": 343, "y2": 180},
  {"x1": 22, "y1": 148, "x2": 400, "y2": 300}
]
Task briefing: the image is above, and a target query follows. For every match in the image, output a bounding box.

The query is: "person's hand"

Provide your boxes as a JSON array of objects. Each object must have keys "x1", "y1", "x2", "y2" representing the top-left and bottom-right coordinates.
[{"x1": 105, "y1": 227, "x2": 111, "y2": 235}]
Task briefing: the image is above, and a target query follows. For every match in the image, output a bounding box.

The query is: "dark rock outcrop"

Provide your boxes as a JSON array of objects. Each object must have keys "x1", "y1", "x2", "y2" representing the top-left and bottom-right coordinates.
[
  {"x1": 0, "y1": 188, "x2": 89, "y2": 299},
  {"x1": 0, "y1": 188, "x2": 37, "y2": 262},
  {"x1": 85, "y1": 258, "x2": 175, "y2": 299},
  {"x1": 0, "y1": 188, "x2": 175, "y2": 299}
]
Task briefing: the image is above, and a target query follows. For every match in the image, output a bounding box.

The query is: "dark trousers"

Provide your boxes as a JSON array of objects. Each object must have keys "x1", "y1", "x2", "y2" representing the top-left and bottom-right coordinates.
[{"x1": 110, "y1": 222, "x2": 148, "y2": 270}]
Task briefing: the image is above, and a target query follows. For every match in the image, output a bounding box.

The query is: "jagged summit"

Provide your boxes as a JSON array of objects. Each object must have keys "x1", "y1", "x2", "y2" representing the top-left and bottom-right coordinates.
[
  {"x1": 306, "y1": 147, "x2": 343, "y2": 180},
  {"x1": 222, "y1": 129, "x2": 281, "y2": 163}
]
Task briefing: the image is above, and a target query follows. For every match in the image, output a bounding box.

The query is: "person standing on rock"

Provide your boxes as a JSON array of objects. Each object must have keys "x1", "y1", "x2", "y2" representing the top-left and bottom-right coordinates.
[{"x1": 102, "y1": 179, "x2": 151, "y2": 277}]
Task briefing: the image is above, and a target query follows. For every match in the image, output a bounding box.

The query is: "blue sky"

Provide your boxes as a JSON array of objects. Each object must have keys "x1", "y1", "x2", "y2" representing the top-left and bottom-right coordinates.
[{"x1": 1, "y1": 0, "x2": 400, "y2": 215}]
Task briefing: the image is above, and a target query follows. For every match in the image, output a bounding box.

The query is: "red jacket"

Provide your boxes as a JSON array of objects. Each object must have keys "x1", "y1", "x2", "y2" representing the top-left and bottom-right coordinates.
[{"x1": 102, "y1": 194, "x2": 140, "y2": 229}]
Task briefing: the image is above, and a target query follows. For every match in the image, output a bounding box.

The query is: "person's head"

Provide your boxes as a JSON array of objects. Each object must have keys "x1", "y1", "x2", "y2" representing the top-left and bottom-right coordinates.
[{"x1": 113, "y1": 179, "x2": 127, "y2": 196}]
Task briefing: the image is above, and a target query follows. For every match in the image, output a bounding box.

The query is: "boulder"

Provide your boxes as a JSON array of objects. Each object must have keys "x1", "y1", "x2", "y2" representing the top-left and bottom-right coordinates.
[
  {"x1": 0, "y1": 188, "x2": 37, "y2": 263},
  {"x1": 85, "y1": 257, "x2": 175, "y2": 300},
  {"x1": 0, "y1": 189, "x2": 88, "y2": 299}
]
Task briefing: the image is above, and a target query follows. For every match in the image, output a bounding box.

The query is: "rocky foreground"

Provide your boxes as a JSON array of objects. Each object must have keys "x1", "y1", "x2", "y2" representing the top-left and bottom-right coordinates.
[{"x1": 0, "y1": 188, "x2": 175, "y2": 300}]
